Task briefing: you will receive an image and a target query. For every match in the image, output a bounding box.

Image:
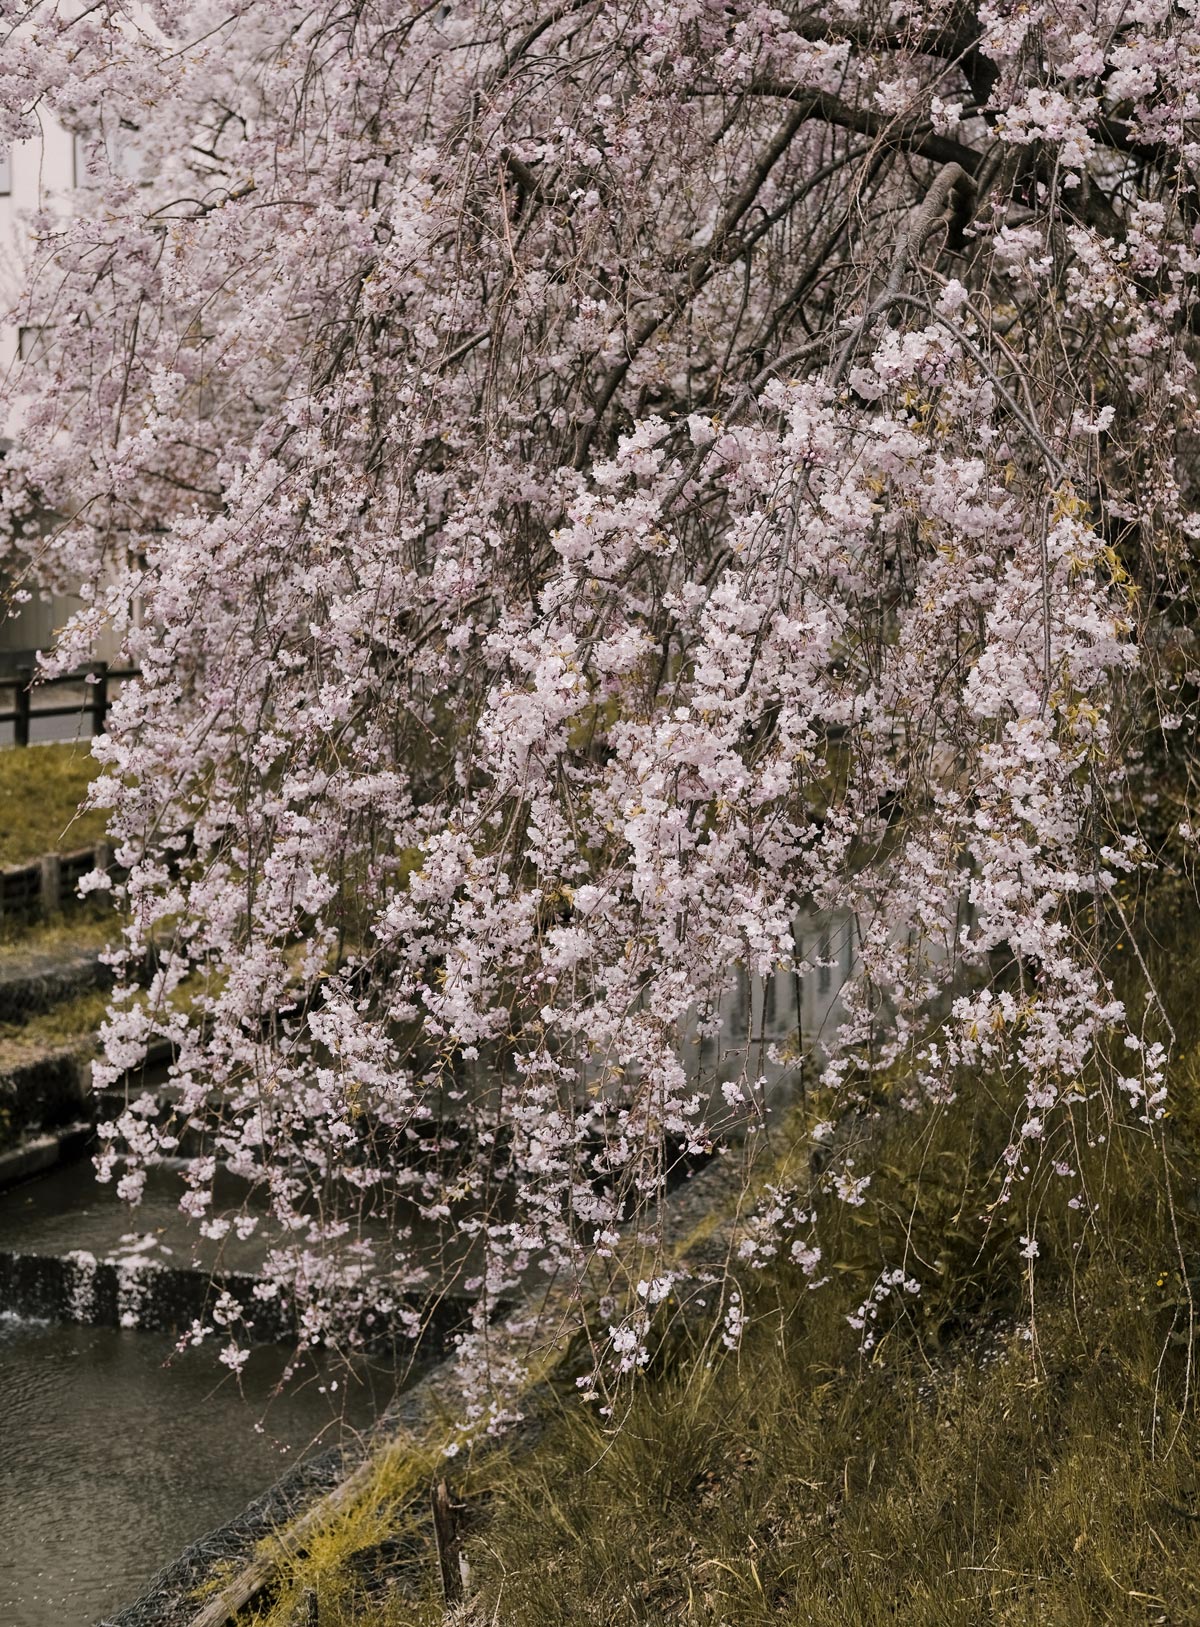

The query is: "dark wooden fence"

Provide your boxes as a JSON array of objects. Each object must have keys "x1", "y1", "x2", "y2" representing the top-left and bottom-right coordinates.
[
  {"x1": 0, "y1": 661, "x2": 138, "y2": 745},
  {"x1": 0, "y1": 842, "x2": 116, "y2": 923},
  {"x1": 0, "y1": 660, "x2": 137, "y2": 918}
]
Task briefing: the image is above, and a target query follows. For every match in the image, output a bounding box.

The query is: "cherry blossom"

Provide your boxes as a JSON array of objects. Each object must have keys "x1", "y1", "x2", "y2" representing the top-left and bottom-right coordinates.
[{"x1": 0, "y1": 0, "x2": 1194, "y2": 1397}]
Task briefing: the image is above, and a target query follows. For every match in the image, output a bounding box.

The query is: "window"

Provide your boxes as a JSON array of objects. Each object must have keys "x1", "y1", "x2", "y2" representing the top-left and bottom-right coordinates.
[
  {"x1": 73, "y1": 120, "x2": 144, "y2": 189},
  {"x1": 18, "y1": 326, "x2": 48, "y2": 364}
]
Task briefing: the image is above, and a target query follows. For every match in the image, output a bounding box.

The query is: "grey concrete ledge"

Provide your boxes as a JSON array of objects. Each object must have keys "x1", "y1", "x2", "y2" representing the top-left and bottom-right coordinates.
[
  {"x1": 0, "y1": 1119, "x2": 92, "y2": 1191},
  {"x1": 0, "y1": 943, "x2": 111, "y2": 1023}
]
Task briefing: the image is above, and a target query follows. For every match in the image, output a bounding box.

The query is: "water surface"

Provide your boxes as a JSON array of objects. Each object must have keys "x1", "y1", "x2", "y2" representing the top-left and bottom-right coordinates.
[{"x1": 0, "y1": 1316, "x2": 400, "y2": 1627}]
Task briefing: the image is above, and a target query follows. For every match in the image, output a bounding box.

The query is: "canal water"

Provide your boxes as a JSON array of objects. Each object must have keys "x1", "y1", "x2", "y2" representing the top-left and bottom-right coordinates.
[
  {"x1": 0, "y1": 1157, "x2": 441, "y2": 1627},
  {"x1": 0, "y1": 1315, "x2": 399, "y2": 1627},
  {"x1": 0, "y1": 1158, "x2": 277, "y2": 1277}
]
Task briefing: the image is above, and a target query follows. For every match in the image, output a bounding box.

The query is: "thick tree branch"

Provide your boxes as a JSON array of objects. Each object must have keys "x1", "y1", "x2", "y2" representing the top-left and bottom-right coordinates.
[{"x1": 740, "y1": 84, "x2": 985, "y2": 174}]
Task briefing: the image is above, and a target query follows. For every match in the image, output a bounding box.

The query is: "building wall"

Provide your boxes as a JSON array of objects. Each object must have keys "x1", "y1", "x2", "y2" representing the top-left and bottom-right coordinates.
[
  {"x1": 0, "y1": 118, "x2": 122, "y2": 671},
  {"x1": 0, "y1": 115, "x2": 76, "y2": 379}
]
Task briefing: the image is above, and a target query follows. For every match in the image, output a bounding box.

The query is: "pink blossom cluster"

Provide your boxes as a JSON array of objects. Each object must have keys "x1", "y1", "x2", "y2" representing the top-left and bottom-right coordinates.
[{"x1": 0, "y1": 0, "x2": 1195, "y2": 1392}]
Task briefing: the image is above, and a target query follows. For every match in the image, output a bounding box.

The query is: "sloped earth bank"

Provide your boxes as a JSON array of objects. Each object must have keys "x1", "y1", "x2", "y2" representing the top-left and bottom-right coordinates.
[
  {"x1": 108, "y1": 882, "x2": 1200, "y2": 1627},
  {"x1": 130, "y1": 1089, "x2": 1200, "y2": 1627}
]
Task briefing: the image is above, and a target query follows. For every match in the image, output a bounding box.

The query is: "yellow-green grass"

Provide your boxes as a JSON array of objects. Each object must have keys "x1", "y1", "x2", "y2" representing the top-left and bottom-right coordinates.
[
  {"x1": 235, "y1": 870, "x2": 1200, "y2": 1627},
  {"x1": 0, "y1": 740, "x2": 105, "y2": 864},
  {"x1": 0, "y1": 907, "x2": 120, "y2": 953},
  {"x1": 448, "y1": 1105, "x2": 1200, "y2": 1627},
  {"x1": 0, "y1": 986, "x2": 110, "y2": 1067},
  {"x1": 229, "y1": 1072, "x2": 1200, "y2": 1627}
]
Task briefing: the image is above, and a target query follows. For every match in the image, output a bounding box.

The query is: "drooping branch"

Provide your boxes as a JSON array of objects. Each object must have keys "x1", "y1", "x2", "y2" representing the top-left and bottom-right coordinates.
[
  {"x1": 0, "y1": 0, "x2": 1193, "y2": 1400},
  {"x1": 831, "y1": 160, "x2": 979, "y2": 382}
]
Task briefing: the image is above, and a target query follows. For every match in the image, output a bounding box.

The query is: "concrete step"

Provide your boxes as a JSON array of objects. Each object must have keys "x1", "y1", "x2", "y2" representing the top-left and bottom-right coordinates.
[
  {"x1": 0, "y1": 1246, "x2": 475, "y2": 1354},
  {"x1": 0, "y1": 944, "x2": 111, "y2": 1024},
  {"x1": 0, "y1": 1045, "x2": 92, "y2": 1153},
  {"x1": 0, "y1": 1120, "x2": 93, "y2": 1191}
]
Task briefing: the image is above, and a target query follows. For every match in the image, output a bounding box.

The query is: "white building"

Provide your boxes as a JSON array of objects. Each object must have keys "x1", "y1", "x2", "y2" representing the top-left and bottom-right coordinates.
[{"x1": 0, "y1": 117, "x2": 125, "y2": 737}]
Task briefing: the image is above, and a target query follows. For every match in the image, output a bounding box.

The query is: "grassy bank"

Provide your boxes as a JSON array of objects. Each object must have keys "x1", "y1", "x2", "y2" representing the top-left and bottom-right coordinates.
[
  {"x1": 211, "y1": 869, "x2": 1200, "y2": 1625},
  {"x1": 232, "y1": 1084, "x2": 1200, "y2": 1626},
  {"x1": 0, "y1": 741, "x2": 104, "y2": 864},
  {"x1": 438, "y1": 1139, "x2": 1199, "y2": 1626}
]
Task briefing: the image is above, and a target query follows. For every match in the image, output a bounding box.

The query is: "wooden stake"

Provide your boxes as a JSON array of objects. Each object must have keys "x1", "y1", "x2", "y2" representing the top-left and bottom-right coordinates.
[{"x1": 430, "y1": 1478, "x2": 464, "y2": 1607}]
